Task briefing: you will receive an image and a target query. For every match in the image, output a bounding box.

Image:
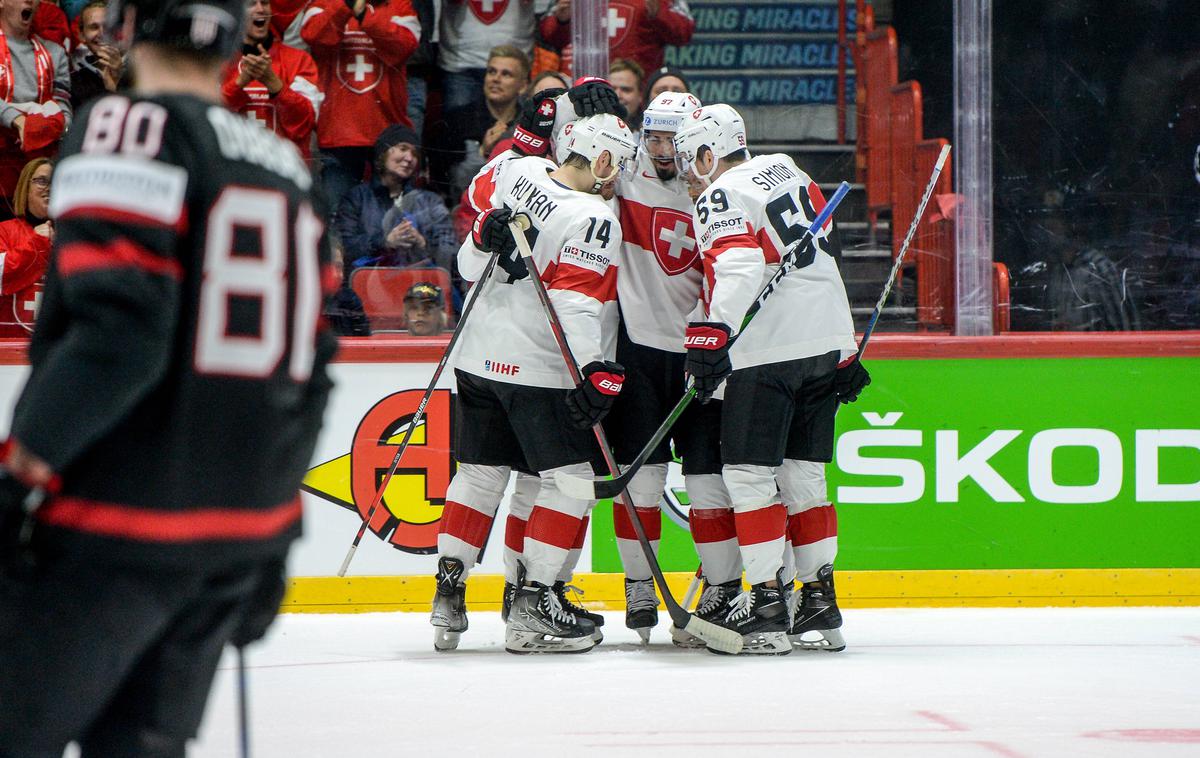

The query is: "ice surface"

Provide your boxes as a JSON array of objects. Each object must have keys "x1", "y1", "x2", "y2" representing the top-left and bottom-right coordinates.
[{"x1": 188, "y1": 607, "x2": 1200, "y2": 757}]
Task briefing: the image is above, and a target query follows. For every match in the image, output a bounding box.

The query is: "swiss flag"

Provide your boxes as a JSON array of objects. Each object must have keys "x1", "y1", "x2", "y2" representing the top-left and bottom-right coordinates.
[
  {"x1": 606, "y1": 2, "x2": 634, "y2": 47},
  {"x1": 468, "y1": 0, "x2": 510, "y2": 25},
  {"x1": 650, "y1": 208, "x2": 698, "y2": 276}
]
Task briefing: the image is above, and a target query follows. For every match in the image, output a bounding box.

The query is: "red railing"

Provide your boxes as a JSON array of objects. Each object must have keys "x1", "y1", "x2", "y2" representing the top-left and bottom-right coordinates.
[
  {"x1": 857, "y1": 23, "x2": 897, "y2": 230},
  {"x1": 993, "y1": 262, "x2": 1011, "y2": 333},
  {"x1": 836, "y1": 0, "x2": 869, "y2": 144},
  {"x1": 889, "y1": 81, "x2": 923, "y2": 264},
  {"x1": 915, "y1": 138, "x2": 954, "y2": 329}
]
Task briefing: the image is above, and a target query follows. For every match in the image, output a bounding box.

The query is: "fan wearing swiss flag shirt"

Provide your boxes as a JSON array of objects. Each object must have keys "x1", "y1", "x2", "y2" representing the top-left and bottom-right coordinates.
[
  {"x1": 438, "y1": 0, "x2": 543, "y2": 114},
  {"x1": 223, "y1": 0, "x2": 322, "y2": 158},
  {"x1": 539, "y1": 0, "x2": 695, "y2": 75},
  {"x1": 301, "y1": 0, "x2": 420, "y2": 212}
]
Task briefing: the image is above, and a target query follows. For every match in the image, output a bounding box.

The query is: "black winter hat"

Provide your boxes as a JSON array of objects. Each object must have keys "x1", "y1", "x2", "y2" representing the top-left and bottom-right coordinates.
[
  {"x1": 374, "y1": 124, "x2": 422, "y2": 163},
  {"x1": 643, "y1": 66, "x2": 691, "y2": 98}
]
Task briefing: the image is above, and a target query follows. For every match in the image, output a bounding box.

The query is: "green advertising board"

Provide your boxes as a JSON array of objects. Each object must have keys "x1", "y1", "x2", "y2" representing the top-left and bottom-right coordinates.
[{"x1": 591, "y1": 357, "x2": 1200, "y2": 572}]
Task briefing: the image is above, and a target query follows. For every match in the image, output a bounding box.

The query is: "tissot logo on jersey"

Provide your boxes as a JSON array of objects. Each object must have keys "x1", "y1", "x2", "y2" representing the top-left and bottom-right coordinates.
[
  {"x1": 560, "y1": 244, "x2": 610, "y2": 275},
  {"x1": 700, "y1": 215, "x2": 749, "y2": 246}
]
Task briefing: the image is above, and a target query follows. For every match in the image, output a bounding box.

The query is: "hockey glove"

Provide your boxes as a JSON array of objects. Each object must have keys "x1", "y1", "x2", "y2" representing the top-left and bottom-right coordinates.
[
  {"x1": 565, "y1": 361, "x2": 625, "y2": 429},
  {"x1": 834, "y1": 355, "x2": 871, "y2": 404},
  {"x1": 568, "y1": 77, "x2": 627, "y2": 119},
  {"x1": 512, "y1": 88, "x2": 566, "y2": 157},
  {"x1": 472, "y1": 208, "x2": 527, "y2": 283},
  {"x1": 230, "y1": 558, "x2": 288, "y2": 648},
  {"x1": 684, "y1": 322, "x2": 733, "y2": 402}
]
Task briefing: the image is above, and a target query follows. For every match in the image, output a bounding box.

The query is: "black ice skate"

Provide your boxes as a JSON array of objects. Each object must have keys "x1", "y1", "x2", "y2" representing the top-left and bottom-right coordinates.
[
  {"x1": 789, "y1": 563, "x2": 845, "y2": 652},
  {"x1": 501, "y1": 580, "x2": 517, "y2": 623},
  {"x1": 624, "y1": 578, "x2": 658, "y2": 643},
  {"x1": 709, "y1": 582, "x2": 792, "y2": 655},
  {"x1": 505, "y1": 582, "x2": 597, "y2": 654},
  {"x1": 554, "y1": 581, "x2": 604, "y2": 643},
  {"x1": 671, "y1": 579, "x2": 742, "y2": 648},
  {"x1": 430, "y1": 557, "x2": 468, "y2": 651}
]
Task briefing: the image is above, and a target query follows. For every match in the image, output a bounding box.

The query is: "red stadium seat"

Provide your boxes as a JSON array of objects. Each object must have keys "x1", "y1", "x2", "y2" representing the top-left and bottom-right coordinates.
[{"x1": 350, "y1": 266, "x2": 454, "y2": 332}]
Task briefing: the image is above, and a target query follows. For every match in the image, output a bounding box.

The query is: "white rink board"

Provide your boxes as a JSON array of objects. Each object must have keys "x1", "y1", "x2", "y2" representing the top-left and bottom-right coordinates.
[{"x1": 0, "y1": 361, "x2": 553, "y2": 578}]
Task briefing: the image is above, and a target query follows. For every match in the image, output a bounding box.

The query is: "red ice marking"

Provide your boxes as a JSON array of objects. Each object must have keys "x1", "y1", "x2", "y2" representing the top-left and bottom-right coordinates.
[
  {"x1": 1084, "y1": 729, "x2": 1200, "y2": 744},
  {"x1": 916, "y1": 710, "x2": 969, "y2": 732},
  {"x1": 1184, "y1": 635, "x2": 1200, "y2": 645}
]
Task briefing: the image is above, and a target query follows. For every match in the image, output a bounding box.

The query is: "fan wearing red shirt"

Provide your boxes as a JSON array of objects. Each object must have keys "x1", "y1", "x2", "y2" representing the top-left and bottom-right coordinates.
[
  {"x1": 301, "y1": 0, "x2": 420, "y2": 212},
  {"x1": 223, "y1": 0, "x2": 322, "y2": 158},
  {"x1": 0, "y1": 157, "x2": 52, "y2": 337},
  {"x1": 539, "y1": 0, "x2": 694, "y2": 75}
]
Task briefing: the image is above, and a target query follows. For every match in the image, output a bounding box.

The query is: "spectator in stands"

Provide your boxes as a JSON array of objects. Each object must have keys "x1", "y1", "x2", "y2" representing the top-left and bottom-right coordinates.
[
  {"x1": 224, "y1": 0, "x2": 322, "y2": 158},
  {"x1": 69, "y1": 1, "x2": 125, "y2": 110},
  {"x1": 608, "y1": 58, "x2": 644, "y2": 127},
  {"x1": 540, "y1": 0, "x2": 693, "y2": 75},
  {"x1": 336, "y1": 124, "x2": 458, "y2": 276},
  {"x1": 428, "y1": 44, "x2": 528, "y2": 199},
  {"x1": 402, "y1": 281, "x2": 447, "y2": 335},
  {"x1": 530, "y1": 69, "x2": 570, "y2": 94},
  {"x1": 438, "y1": 0, "x2": 541, "y2": 113},
  {"x1": 30, "y1": 0, "x2": 69, "y2": 48},
  {"x1": 0, "y1": 157, "x2": 51, "y2": 337},
  {"x1": 0, "y1": 0, "x2": 70, "y2": 217},
  {"x1": 405, "y1": 0, "x2": 435, "y2": 133},
  {"x1": 301, "y1": 0, "x2": 421, "y2": 214},
  {"x1": 269, "y1": 0, "x2": 313, "y2": 47},
  {"x1": 644, "y1": 65, "x2": 689, "y2": 100}
]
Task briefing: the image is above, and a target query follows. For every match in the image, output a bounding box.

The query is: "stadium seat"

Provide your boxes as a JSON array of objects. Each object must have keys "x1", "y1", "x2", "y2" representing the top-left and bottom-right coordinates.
[{"x1": 350, "y1": 266, "x2": 455, "y2": 332}]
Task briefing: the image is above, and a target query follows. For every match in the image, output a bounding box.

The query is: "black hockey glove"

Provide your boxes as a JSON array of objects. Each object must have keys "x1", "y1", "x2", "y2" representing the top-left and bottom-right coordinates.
[
  {"x1": 834, "y1": 355, "x2": 871, "y2": 404},
  {"x1": 512, "y1": 87, "x2": 566, "y2": 158},
  {"x1": 472, "y1": 208, "x2": 527, "y2": 283},
  {"x1": 230, "y1": 558, "x2": 288, "y2": 648},
  {"x1": 684, "y1": 322, "x2": 733, "y2": 402},
  {"x1": 568, "y1": 77, "x2": 627, "y2": 119},
  {"x1": 565, "y1": 361, "x2": 625, "y2": 429}
]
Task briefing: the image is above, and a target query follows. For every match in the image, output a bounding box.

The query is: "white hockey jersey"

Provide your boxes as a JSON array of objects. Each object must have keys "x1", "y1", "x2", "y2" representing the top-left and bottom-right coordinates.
[
  {"x1": 614, "y1": 150, "x2": 703, "y2": 353},
  {"x1": 438, "y1": 0, "x2": 545, "y2": 73},
  {"x1": 456, "y1": 156, "x2": 622, "y2": 389},
  {"x1": 692, "y1": 154, "x2": 857, "y2": 369}
]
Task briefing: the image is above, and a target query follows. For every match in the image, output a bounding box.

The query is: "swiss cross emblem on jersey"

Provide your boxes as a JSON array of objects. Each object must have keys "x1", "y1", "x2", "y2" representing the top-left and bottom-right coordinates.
[
  {"x1": 650, "y1": 208, "x2": 698, "y2": 276},
  {"x1": 606, "y1": 2, "x2": 634, "y2": 47},
  {"x1": 336, "y1": 31, "x2": 382, "y2": 94},
  {"x1": 12, "y1": 282, "x2": 42, "y2": 333},
  {"x1": 468, "y1": 0, "x2": 510, "y2": 25}
]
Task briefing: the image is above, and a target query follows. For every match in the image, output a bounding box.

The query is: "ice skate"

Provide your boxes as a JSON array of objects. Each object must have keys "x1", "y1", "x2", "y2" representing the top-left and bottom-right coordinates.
[
  {"x1": 501, "y1": 580, "x2": 517, "y2": 624},
  {"x1": 671, "y1": 579, "x2": 741, "y2": 648},
  {"x1": 790, "y1": 564, "x2": 845, "y2": 652},
  {"x1": 430, "y1": 557, "x2": 468, "y2": 651},
  {"x1": 554, "y1": 581, "x2": 604, "y2": 643},
  {"x1": 505, "y1": 583, "x2": 597, "y2": 654},
  {"x1": 709, "y1": 582, "x2": 792, "y2": 655},
  {"x1": 624, "y1": 578, "x2": 658, "y2": 643}
]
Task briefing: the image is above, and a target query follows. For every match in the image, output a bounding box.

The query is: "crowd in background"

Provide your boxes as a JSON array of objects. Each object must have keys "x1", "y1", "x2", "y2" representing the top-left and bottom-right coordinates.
[{"x1": 0, "y1": 0, "x2": 696, "y2": 337}]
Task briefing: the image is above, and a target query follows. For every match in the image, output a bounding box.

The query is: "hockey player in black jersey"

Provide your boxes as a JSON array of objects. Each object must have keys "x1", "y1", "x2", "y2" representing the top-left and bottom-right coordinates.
[{"x1": 0, "y1": 2, "x2": 336, "y2": 755}]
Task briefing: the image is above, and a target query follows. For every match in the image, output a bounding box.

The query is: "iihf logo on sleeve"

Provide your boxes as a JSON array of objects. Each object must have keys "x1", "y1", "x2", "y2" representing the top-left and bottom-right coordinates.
[{"x1": 484, "y1": 359, "x2": 520, "y2": 376}]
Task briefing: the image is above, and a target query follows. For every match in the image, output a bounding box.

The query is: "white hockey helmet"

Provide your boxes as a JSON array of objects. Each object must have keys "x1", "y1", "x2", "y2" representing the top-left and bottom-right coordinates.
[
  {"x1": 641, "y1": 92, "x2": 702, "y2": 134},
  {"x1": 562, "y1": 113, "x2": 639, "y2": 191},
  {"x1": 672, "y1": 104, "x2": 749, "y2": 186}
]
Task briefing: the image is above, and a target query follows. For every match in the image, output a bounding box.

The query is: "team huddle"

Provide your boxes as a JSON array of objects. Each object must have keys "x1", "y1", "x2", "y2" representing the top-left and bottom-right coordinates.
[{"x1": 429, "y1": 78, "x2": 871, "y2": 656}]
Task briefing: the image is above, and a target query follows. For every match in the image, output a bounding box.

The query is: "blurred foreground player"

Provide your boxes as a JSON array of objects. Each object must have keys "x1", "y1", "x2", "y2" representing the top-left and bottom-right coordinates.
[
  {"x1": 674, "y1": 104, "x2": 868, "y2": 654},
  {"x1": 0, "y1": 1, "x2": 336, "y2": 755}
]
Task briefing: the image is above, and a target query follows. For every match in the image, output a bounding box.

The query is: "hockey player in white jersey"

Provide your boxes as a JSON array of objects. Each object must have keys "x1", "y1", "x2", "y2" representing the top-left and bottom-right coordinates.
[
  {"x1": 604, "y1": 92, "x2": 741, "y2": 644},
  {"x1": 432, "y1": 113, "x2": 638, "y2": 654},
  {"x1": 673, "y1": 104, "x2": 871, "y2": 654}
]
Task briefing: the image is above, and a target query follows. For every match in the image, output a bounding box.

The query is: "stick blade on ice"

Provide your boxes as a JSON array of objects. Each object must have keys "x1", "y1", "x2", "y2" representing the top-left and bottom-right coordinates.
[{"x1": 686, "y1": 616, "x2": 743, "y2": 654}]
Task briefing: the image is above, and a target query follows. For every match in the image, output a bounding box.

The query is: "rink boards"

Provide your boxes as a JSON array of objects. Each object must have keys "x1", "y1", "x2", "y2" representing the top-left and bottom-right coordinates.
[{"x1": 0, "y1": 333, "x2": 1198, "y2": 609}]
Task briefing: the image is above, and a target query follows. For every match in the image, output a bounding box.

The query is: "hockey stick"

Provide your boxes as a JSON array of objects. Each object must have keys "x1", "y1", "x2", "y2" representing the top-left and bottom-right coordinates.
[
  {"x1": 337, "y1": 252, "x2": 502, "y2": 577},
  {"x1": 857, "y1": 143, "x2": 950, "y2": 358},
  {"x1": 508, "y1": 214, "x2": 744, "y2": 655},
  {"x1": 682, "y1": 564, "x2": 703, "y2": 610},
  {"x1": 237, "y1": 647, "x2": 250, "y2": 758},
  {"x1": 555, "y1": 181, "x2": 852, "y2": 502}
]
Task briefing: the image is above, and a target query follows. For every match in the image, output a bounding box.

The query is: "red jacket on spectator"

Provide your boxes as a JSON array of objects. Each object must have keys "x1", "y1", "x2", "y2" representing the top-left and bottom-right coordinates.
[
  {"x1": 300, "y1": 0, "x2": 420, "y2": 149},
  {"x1": 0, "y1": 216, "x2": 49, "y2": 337},
  {"x1": 222, "y1": 40, "x2": 322, "y2": 158},
  {"x1": 539, "y1": 0, "x2": 694, "y2": 74},
  {"x1": 270, "y1": 0, "x2": 312, "y2": 46},
  {"x1": 31, "y1": 3, "x2": 70, "y2": 49}
]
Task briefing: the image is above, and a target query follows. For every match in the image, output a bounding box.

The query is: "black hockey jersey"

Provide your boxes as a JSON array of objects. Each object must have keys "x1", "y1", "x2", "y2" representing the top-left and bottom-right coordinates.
[{"x1": 10, "y1": 93, "x2": 337, "y2": 567}]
